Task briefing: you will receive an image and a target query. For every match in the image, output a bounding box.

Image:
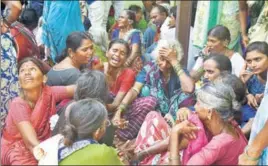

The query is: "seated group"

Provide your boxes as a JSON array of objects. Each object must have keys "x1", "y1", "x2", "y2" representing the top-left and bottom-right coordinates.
[{"x1": 1, "y1": 24, "x2": 268, "y2": 165}]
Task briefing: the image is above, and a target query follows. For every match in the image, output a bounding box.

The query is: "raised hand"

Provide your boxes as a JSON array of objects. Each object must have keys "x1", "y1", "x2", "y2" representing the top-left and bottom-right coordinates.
[{"x1": 240, "y1": 62, "x2": 253, "y2": 83}]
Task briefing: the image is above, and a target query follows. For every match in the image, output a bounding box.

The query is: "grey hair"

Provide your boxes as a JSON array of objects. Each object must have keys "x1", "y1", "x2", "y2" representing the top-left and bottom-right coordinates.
[
  {"x1": 62, "y1": 98, "x2": 108, "y2": 146},
  {"x1": 196, "y1": 82, "x2": 241, "y2": 121},
  {"x1": 155, "y1": 39, "x2": 184, "y2": 62},
  {"x1": 74, "y1": 70, "x2": 108, "y2": 103}
]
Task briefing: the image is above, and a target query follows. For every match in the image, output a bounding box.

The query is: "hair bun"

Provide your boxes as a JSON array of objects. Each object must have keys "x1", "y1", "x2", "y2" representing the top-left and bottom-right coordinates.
[{"x1": 62, "y1": 124, "x2": 77, "y2": 146}]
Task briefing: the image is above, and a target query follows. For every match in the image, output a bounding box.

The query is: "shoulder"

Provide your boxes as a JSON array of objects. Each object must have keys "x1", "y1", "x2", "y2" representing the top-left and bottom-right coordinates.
[
  {"x1": 9, "y1": 97, "x2": 29, "y2": 110},
  {"x1": 210, "y1": 133, "x2": 237, "y2": 148}
]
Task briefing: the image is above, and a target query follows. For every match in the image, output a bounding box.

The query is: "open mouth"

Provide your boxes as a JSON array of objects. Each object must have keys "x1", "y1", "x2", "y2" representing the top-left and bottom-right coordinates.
[
  {"x1": 24, "y1": 77, "x2": 34, "y2": 83},
  {"x1": 111, "y1": 56, "x2": 120, "y2": 65}
]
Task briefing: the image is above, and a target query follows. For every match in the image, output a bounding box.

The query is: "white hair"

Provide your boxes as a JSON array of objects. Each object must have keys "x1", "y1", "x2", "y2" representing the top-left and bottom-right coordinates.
[{"x1": 153, "y1": 39, "x2": 184, "y2": 62}]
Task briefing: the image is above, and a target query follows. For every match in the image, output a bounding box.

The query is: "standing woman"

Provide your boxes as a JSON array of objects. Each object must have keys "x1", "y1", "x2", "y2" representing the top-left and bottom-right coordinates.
[
  {"x1": 1, "y1": 57, "x2": 75, "y2": 165},
  {"x1": 41, "y1": 1, "x2": 85, "y2": 63},
  {"x1": 104, "y1": 39, "x2": 136, "y2": 112},
  {"x1": 1, "y1": 1, "x2": 22, "y2": 129},
  {"x1": 111, "y1": 9, "x2": 143, "y2": 73}
]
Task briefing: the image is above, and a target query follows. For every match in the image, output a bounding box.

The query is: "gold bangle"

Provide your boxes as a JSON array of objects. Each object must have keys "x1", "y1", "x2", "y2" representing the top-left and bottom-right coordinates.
[
  {"x1": 168, "y1": 155, "x2": 180, "y2": 161},
  {"x1": 119, "y1": 104, "x2": 127, "y2": 112}
]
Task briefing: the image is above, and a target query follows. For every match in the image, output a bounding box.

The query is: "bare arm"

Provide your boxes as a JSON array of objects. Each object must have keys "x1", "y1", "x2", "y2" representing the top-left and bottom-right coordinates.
[
  {"x1": 239, "y1": 1, "x2": 249, "y2": 47},
  {"x1": 121, "y1": 82, "x2": 144, "y2": 106},
  {"x1": 2, "y1": 0, "x2": 22, "y2": 24},
  {"x1": 125, "y1": 44, "x2": 141, "y2": 67},
  {"x1": 65, "y1": 85, "x2": 76, "y2": 98},
  {"x1": 107, "y1": 92, "x2": 128, "y2": 112},
  {"x1": 16, "y1": 121, "x2": 40, "y2": 153}
]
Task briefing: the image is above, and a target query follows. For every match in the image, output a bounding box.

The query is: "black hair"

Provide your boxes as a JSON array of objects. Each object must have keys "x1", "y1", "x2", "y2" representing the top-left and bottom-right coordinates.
[
  {"x1": 128, "y1": 4, "x2": 142, "y2": 13},
  {"x1": 108, "y1": 39, "x2": 130, "y2": 58},
  {"x1": 245, "y1": 41, "x2": 268, "y2": 58},
  {"x1": 18, "y1": 57, "x2": 46, "y2": 74},
  {"x1": 169, "y1": 6, "x2": 177, "y2": 18},
  {"x1": 19, "y1": 8, "x2": 38, "y2": 31},
  {"x1": 152, "y1": 4, "x2": 168, "y2": 17},
  {"x1": 124, "y1": 9, "x2": 137, "y2": 25},
  {"x1": 207, "y1": 25, "x2": 231, "y2": 44},
  {"x1": 204, "y1": 53, "x2": 232, "y2": 72},
  {"x1": 56, "y1": 31, "x2": 94, "y2": 63}
]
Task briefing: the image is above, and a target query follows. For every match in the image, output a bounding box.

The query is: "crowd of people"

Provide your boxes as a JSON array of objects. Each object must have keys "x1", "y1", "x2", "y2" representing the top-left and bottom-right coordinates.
[{"x1": 1, "y1": 0, "x2": 268, "y2": 165}]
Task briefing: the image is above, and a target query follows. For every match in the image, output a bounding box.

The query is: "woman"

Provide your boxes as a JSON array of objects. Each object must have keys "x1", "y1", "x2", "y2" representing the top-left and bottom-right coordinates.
[
  {"x1": 239, "y1": 42, "x2": 268, "y2": 127},
  {"x1": 131, "y1": 72, "x2": 246, "y2": 165},
  {"x1": 191, "y1": 25, "x2": 244, "y2": 82},
  {"x1": 1, "y1": 57, "x2": 75, "y2": 165},
  {"x1": 193, "y1": 1, "x2": 241, "y2": 53},
  {"x1": 113, "y1": 39, "x2": 195, "y2": 142},
  {"x1": 46, "y1": 32, "x2": 94, "y2": 86},
  {"x1": 104, "y1": 39, "x2": 136, "y2": 112},
  {"x1": 111, "y1": 9, "x2": 143, "y2": 73},
  {"x1": 169, "y1": 82, "x2": 247, "y2": 165},
  {"x1": 239, "y1": 1, "x2": 268, "y2": 47},
  {"x1": 34, "y1": 99, "x2": 123, "y2": 165},
  {"x1": 41, "y1": 1, "x2": 85, "y2": 63},
  {"x1": 1, "y1": 1, "x2": 22, "y2": 130}
]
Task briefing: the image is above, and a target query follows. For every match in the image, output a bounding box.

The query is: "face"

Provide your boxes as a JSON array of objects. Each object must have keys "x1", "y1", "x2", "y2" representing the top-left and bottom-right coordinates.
[
  {"x1": 156, "y1": 55, "x2": 172, "y2": 72},
  {"x1": 142, "y1": 1, "x2": 154, "y2": 11},
  {"x1": 246, "y1": 51, "x2": 268, "y2": 74},
  {"x1": 203, "y1": 59, "x2": 221, "y2": 81},
  {"x1": 118, "y1": 11, "x2": 130, "y2": 28},
  {"x1": 206, "y1": 36, "x2": 226, "y2": 54},
  {"x1": 71, "y1": 39, "x2": 94, "y2": 65},
  {"x1": 150, "y1": 8, "x2": 165, "y2": 27},
  {"x1": 107, "y1": 43, "x2": 128, "y2": 68},
  {"x1": 19, "y1": 61, "x2": 44, "y2": 90},
  {"x1": 135, "y1": 10, "x2": 143, "y2": 22},
  {"x1": 168, "y1": 15, "x2": 176, "y2": 28}
]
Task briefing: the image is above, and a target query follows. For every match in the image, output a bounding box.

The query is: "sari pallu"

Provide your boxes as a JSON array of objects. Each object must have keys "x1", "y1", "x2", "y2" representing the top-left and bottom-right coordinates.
[{"x1": 1, "y1": 85, "x2": 57, "y2": 165}]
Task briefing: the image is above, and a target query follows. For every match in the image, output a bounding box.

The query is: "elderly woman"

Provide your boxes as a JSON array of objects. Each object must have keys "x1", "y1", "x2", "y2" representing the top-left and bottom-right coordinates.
[
  {"x1": 169, "y1": 82, "x2": 247, "y2": 165},
  {"x1": 113, "y1": 39, "x2": 195, "y2": 142},
  {"x1": 111, "y1": 9, "x2": 143, "y2": 73},
  {"x1": 131, "y1": 72, "x2": 246, "y2": 165},
  {"x1": 191, "y1": 25, "x2": 245, "y2": 81},
  {"x1": 104, "y1": 39, "x2": 136, "y2": 112},
  {"x1": 46, "y1": 32, "x2": 95, "y2": 86},
  {"x1": 34, "y1": 99, "x2": 123, "y2": 165},
  {"x1": 1, "y1": 57, "x2": 75, "y2": 165},
  {"x1": 239, "y1": 42, "x2": 268, "y2": 127}
]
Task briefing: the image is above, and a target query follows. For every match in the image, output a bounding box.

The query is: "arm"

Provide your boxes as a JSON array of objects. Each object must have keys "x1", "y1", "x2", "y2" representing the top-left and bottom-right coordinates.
[
  {"x1": 16, "y1": 121, "x2": 40, "y2": 153},
  {"x1": 107, "y1": 92, "x2": 128, "y2": 112},
  {"x1": 238, "y1": 1, "x2": 249, "y2": 47},
  {"x1": 125, "y1": 44, "x2": 141, "y2": 67},
  {"x1": 65, "y1": 85, "x2": 76, "y2": 98},
  {"x1": 121, "y1": 82, "x2": 143, "y2": 106}
]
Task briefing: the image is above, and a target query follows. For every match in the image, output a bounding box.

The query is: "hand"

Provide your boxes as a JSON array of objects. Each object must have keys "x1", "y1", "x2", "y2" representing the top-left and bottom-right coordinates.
[
  {"x1": 159, "y1": 47, "x2": 178, "y2": 64},
  {"x1": 164, "y1": 113, "x2": 175, "y2": 127},
  {"x1": 130, "y1": 151, "x2": 146, "y2": 165},
  {"x1": 239, "y1": 62, "x2": 253, "y2": 83},
  {"x1": 255, "y1": 93, "x2": 264, "y2": 104},
  {"x1": 176, "y1": 107, "x2": 191, "y2": 123},
  {"x1": 238, "y1": 152, "x2": 258, "y2": 165},
  {"x1": 171, "y1": 120, "x2": 200, "y2": 140},
  {"x1": 124, "y1": 59, "x2": 132, "y2": 67},
  {"x1": 33, "y1": 146, "x2": 46, "y2": 161},
  {"x1": 202, "y1": 45, "x2": 211, "y2": 56},
  {"x1": 242, "y1": 34, "x2": 249, "y2": 48},
  {"x1": 112, "y1": 110, "x2": 128, "y2": 129},
  {"x1": 247, "y1": 94, "x2": 258, "y2": 108}
]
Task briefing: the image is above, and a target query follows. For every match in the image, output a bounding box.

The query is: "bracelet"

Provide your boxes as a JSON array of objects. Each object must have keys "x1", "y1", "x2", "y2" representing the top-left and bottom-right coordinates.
[
  {"x1": 168, "y1": 155, "x2": 180, "y2": 161},
  {"x1": 244, "y1": 146, "x2": 261, "y2": 161},
  {"x1": 119, "y1": 103, "x2": 127, "y2": 112},
  {"x1": 132, "y1": 87, "x2": 140, "y2": 94},
  {"x1": 172, "y1": 63, "x2": 184, "y2": 76}
]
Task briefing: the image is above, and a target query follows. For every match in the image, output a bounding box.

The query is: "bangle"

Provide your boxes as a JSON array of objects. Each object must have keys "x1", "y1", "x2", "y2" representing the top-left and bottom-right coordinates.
[
  {"x1": 119, "y1": 103, "x2": 127, "y2": 112},
  {"x1": 132, "y1": 87, "x2": 140, "y2": 94},
  {"x1": 244, "y1": 146, "x2": 261, "y2": 161}
]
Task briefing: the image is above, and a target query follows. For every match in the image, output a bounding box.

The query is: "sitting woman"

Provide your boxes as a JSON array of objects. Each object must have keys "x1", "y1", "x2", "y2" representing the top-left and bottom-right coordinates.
[
  {"x1": 169, "y1": 82, "x2": 247, "y2": 165},
  {"x1": 111, "y1": 9, "x2": 143, "y2": 73},
  {"x1": 46, "y1": 31, "x2": 94, "y2": 86},
  {"x1": 34, "y1": 99, "x2": 123, "y2": 165},
  {"x1": 113, "y1": 39, "x2": 195, "y2": 142},
  {"x1": 1, "y1": 57, "x2": 75, "y2": 165},
  {"x1": 239, "y1": 41, "x2": 268, "y2": 128},
  {"x1": 191, "y1": 25, "x2": 245, "y2": 81},
  {"x1": 104, "y1": 39, "x2": 136, "y2": 112},
  {"x1": 131, "y1": 72, "x2": 246, "y2": 165}
]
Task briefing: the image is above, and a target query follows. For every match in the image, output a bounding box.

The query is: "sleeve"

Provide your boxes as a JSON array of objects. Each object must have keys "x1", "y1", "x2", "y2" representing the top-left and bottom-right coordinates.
[
  {"x1": 186, "y1": 136, "x2": 227, "y2": 165},
  {"x1": 135, "y1": 66, "x2": 147, "y2": 84},
  {"x1": 131, "y1": 32, "x2": 141, "y2": 45},
  {"x1": 9, "y1": 99, "x2": 31, "y2": 124},
  {"x1": 232, "y1": 53, "x2": 245, "y2": 77},
  {"x1": 51, "y1": 86, "x2": 71, "y2": 103},
  {"x1": 111, "y1": 29, "x2": 119, "y2": 40},
  {"x1": 118, "y1": 69, "x2": 136, "y2": 93},
  {"x1": 101, "y1": 146, "x2": 123, "y2": 165}
]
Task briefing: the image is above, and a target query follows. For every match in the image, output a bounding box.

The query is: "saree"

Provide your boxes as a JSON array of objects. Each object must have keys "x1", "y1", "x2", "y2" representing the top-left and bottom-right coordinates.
[
  {"x1": 1, "y1": 32, "x2": 20, "y2": 131},
  {"x1": 1, "y1": 85, "x2": 67, "y2": 165},
  {"x1": 41, "y1": 1, "x2": 85, "y2": 63},
  {"x1": 193, "y1": 1, "x2": 241, "y2": 52}
]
